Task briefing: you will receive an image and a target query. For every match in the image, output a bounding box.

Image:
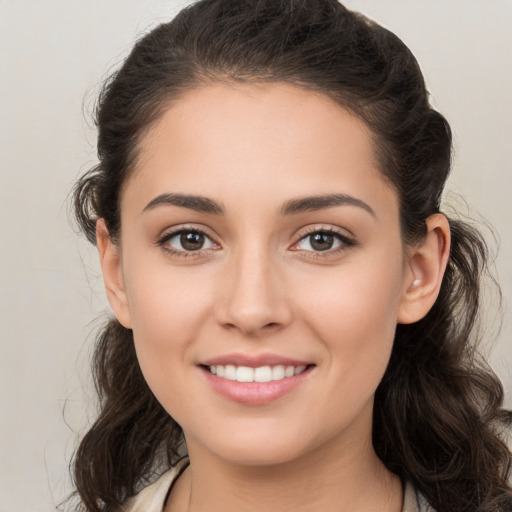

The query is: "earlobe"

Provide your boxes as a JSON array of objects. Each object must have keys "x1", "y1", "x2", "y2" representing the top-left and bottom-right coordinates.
[
  {"x1": 397, "y1": 214, "x2": 451, "y2": 324},
  {"x1": 96, "y1": 219, "x2": 132, "y2": 329}
]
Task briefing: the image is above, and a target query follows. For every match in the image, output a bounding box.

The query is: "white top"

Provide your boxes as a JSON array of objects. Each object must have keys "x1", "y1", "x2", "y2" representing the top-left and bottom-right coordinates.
[{"x1": 122, "y1": 458, "x2": 431, "y2": 512}]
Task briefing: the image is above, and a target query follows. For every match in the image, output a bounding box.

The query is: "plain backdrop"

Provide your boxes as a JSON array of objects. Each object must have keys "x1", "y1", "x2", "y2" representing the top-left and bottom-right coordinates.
[{"x1": 0, "y1": 1, "x2": 511, "y2": 510}]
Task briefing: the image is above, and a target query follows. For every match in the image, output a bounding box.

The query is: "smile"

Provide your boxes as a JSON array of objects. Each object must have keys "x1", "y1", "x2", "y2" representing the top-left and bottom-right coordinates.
[
  {"x1": 199, "y1": 358, "x2": 315, "y2": 405},
  {"x1": 208, "y1": 364, "x2": 308, "y2": 383}
]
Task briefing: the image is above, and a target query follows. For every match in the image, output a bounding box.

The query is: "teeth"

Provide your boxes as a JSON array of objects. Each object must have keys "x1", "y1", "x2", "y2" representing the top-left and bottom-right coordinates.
[
  {"x1": 272, "y1": 365, "x2": 285, "y2": 380},
  {"x1": 254, "y1": 366, "x2": 272, "y2": 382},
  {"x1": 208, "y1": 364, "x2": 308, "y2": 383},
  {"x1": 236, "y1": 366, "x2": 254, "y2": 382},
  {"x1": 225, "y1": 365, "x2": 236, "y2": 380},
  {"x1": 294, "y1": 365, "x2": 306, "y2": 375}
]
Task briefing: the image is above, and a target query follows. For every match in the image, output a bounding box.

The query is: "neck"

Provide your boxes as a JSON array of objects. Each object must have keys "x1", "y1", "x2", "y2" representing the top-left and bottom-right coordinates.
[{"x1": 166, "y1": 426, "x2": 402, "y2": 512}]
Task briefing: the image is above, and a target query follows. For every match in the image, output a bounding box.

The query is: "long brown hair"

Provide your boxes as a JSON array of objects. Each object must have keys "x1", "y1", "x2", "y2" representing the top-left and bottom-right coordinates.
[{"x1": 71, "y1": 1, "x2": 512, "y2": 510}]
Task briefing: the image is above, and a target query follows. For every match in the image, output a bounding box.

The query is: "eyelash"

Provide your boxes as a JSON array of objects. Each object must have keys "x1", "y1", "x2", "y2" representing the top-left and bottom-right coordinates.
[
  {"x1": 156, "y1": 225, "x2": 356, "y2": 259},
  {"x1": 290, "y1": 226, "x2": 356, "y2": 260},
  {"x1": 156, "y1": 226, "x2": 219, "y2": 259}
]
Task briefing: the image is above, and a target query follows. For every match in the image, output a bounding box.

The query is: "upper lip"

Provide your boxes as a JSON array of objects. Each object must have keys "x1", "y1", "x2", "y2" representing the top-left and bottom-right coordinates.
[{"x1": 200, "y1": 353, "x2": 313, "y2": 368}]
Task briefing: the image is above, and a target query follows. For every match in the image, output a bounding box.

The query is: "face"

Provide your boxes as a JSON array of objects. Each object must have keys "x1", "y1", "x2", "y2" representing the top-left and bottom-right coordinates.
[{"x1": 105, "y1": 82, "x2": 419, "y2": 467}]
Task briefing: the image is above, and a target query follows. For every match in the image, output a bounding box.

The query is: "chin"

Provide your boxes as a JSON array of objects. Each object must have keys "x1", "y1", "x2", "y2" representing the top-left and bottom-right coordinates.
[
  {"x1": 185, "y1": 421, "x2": 329, "y2": 468},
  {"x1": 215, "y1": 443, "x2": 307, "y2": 467}
]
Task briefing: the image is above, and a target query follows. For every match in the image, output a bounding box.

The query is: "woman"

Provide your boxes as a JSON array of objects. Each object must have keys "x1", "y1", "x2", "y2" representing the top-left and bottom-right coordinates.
[{"x1": 71, "y1": 0, "x2": 512, "y2": 511}]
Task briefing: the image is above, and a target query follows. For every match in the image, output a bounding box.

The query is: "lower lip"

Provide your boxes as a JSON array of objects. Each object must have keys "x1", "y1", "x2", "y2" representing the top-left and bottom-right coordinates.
[{"x1": 200, "y1": 366, "x2": 313, "y2": 405}]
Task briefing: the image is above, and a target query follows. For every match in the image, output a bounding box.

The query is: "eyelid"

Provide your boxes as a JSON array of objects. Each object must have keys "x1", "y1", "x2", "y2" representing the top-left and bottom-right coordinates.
[
  {"x1": 290, "y1": 225, "x2": 356, "y2": 254},
  {"x1": 154, "y1": 223, "x2": 356, "y2": 259},
  {"x1": 156, "y1": 224, "x2": 221, "y2": 257}
]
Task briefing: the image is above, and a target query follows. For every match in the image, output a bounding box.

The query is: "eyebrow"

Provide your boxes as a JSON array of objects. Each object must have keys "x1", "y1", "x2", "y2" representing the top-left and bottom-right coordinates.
[
  {"x1": 142, "y1": 192, "x2": 375, "y2": 218},
  {"x1": 280, "y1": 193, "x2": 376, "y2": 218},
  {"x1": 142, "y1": 193, "x2": 225, "y2": 215}
]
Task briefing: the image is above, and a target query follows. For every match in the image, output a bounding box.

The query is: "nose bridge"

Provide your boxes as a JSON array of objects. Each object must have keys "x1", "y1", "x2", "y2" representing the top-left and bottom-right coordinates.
[{"x1": 217, "y1": 237, "x2": 290, "y2": 335}]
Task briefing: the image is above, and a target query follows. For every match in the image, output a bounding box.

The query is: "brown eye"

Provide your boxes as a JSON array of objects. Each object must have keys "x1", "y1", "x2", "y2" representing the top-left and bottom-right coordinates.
[
  {"x1": 158, "y1": 228, "x2": 218, "y2": 254},
  {"x1": 180, "y1": 231, "x2": 205, "y2": 251},
  {"x1": 310, "y1": 232, "x2": 334, "y2": 251},
  {"x1": 294, "y1": 229, "x2": 355, "y2": 254}
]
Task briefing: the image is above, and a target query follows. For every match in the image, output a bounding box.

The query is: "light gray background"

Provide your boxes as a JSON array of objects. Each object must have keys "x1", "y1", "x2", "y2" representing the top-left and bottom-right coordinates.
[{"x1": 0, "y1": 1, "x2": 511, "y2": 510}]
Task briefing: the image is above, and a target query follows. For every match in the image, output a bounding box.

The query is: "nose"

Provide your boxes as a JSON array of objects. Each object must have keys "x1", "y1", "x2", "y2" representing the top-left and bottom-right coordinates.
[{"x1": 215, "y1": 245, "x2": 292, "y2": 337}]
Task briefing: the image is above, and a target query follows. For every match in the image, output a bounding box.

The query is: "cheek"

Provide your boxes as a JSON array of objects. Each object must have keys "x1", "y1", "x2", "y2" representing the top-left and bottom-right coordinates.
[
  {"x1": 297, "y1": 250, "x2": 403, "y2": 327},
  {"x1": 122, "y1": 259, "x2": 216, "y2": 393},
  {"x1": 293, "y1": 253, "x2": 404, "y2": 386},
  {"x1": 125, "y1": 255, "x2": 213, "y2": 335}
]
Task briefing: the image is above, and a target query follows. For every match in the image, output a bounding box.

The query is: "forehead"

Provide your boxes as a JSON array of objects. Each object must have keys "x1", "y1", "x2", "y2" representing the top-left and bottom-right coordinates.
[{"x1": 124, "y1": 82, "x2": 398, "y2": 220}]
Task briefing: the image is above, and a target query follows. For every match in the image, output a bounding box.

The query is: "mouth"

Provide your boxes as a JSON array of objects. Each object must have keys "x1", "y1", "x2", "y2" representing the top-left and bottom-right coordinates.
[
  {"x1": 198, "y1": 356, "x2": 315, "y2": 405},
  {"x1": 201, "y1": 364, "x2": 309, "y2": 383}
]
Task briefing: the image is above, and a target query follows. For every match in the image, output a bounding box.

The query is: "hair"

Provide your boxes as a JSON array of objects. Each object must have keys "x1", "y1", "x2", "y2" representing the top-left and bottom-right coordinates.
[{"x1": 71, "y1": 1, "x2": 512, "y2": 511}]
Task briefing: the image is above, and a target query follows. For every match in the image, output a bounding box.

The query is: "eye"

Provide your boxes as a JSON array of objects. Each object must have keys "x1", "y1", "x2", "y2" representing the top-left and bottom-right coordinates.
[
  {"x1": 158, "y1": 228, "x2": 219, "y2": 254},
  {"x1": 293, "y1": 228, "x2": 355, "y2": 253}
]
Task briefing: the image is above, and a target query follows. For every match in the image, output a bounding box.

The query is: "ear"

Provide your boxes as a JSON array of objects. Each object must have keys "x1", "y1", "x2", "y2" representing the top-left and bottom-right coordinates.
[
  {"x1": 96, "y1": 218, "x2": 132, "y2": 329},
  {"x1": 397, "y1": 214, "x2": 451, "y2": 324}
]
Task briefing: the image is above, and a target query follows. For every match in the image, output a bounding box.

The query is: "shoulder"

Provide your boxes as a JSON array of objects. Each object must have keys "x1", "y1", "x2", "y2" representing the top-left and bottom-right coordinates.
[
  {"x1": 403, "y1": 481, "x2": 435, "y2": 512},
  {"x1": 120, "y1": 458, "x2": 189, "y2": 512}
]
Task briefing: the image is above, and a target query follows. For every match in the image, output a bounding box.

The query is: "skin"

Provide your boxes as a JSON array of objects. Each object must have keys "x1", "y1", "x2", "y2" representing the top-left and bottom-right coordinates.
[{"x1": 97, "y1": 82, "x2": 450, "y2": 512}]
